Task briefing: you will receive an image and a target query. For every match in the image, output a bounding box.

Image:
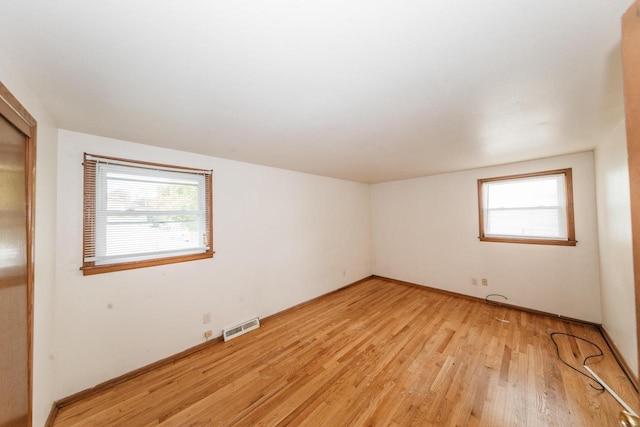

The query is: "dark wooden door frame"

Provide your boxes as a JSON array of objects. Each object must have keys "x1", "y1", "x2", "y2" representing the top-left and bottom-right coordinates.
[{"x1": 0, "y1": 82, "x2": 37, "y2": 425}]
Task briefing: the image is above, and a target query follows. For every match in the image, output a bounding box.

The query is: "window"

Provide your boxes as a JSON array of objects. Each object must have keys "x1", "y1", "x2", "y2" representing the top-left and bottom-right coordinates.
[
  {"x1": 477, "y1": 169, "x2": 576, "y2": 246},
  {"x1": 82, "y1": 153, "x2": 213, "y2": 275}
]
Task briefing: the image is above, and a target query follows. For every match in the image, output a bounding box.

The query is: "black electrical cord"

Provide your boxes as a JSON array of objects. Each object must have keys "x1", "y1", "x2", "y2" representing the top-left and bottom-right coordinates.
[
  {"x1": 549, "y1": 332, "x2": 605, "y2": 391},
  {"x1": 485, "y1": 294, "x2": 508, "y2": 306}
]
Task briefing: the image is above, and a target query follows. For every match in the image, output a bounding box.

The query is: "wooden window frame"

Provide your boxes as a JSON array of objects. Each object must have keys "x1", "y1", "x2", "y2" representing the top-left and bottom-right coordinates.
[
  {"x1": 477, "y1": 168, "x2": 577, "y2": 246},
  {"x1": 81, "y1": 154, "x2": 214, "y2": 275}
]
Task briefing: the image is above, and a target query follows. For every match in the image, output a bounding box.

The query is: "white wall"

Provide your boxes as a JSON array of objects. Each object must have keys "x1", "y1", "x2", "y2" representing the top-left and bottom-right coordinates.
[
  {"x1": 54, "y1": 130, "x2": 372, "y2": 398},
  {"x1": 595, "y1": 121, "x2": 637, "y2": 376},
  {"x1": 0, "y1": 50, "x2": 58, "y2": 426},
  {"x1": 372, "y1": 152, "x2": 602, "y2": 322}
]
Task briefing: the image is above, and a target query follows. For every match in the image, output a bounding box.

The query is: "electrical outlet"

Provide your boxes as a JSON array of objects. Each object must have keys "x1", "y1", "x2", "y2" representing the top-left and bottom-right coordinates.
[
  {"x1": 471, "y1": 278, "x2": 478, "y2": 286},
  {"x1": 203, "y1": 313, "x2": 211, "y2": 324},
  {"x1": 204, "y1": 330, "x2": 213, "y2": 339},
  {"x1": 481, "y1": 278, "x2": 488, "y2": 286}
]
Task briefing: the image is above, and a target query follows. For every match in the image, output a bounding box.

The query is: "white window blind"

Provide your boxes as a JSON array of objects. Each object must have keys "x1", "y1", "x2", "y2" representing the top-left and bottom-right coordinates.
[
  {"x1": 482, "y1": 173, "x2": 567, "y2": 240},
  {"x1": 83, "y1": 154, "x2": 213, "y2": 273}
]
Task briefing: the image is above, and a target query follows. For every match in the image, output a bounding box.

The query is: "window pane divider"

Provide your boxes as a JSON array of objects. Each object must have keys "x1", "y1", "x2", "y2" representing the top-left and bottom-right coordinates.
[
  {"x1": 101, "y1": 210, "x2": 202, "y2": 216},
  {"x1": 487, "y1": 206, "x2": 563, "y2": 211}
]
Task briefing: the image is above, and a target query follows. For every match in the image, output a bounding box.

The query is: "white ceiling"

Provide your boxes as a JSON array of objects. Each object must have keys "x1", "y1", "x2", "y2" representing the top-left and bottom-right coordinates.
[{"x1": 0, "y1": 1, "x2": 630, "y2": 183}]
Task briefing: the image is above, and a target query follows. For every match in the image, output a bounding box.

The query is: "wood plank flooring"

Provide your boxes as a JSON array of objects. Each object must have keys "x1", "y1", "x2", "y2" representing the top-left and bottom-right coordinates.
[{"x1": 53, "y1": 277, "x2": 639, "y2": 426}]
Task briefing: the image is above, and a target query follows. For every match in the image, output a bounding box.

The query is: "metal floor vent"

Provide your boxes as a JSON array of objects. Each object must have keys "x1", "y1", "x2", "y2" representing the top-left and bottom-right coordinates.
[{"x1": 223, "y1": 317, "x2": 260, "y2": 342}]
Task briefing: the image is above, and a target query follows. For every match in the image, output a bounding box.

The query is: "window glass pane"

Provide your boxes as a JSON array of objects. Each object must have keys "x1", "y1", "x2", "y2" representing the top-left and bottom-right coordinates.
[
  {"x1": 483, "y1": 173, "x2": 567, "y2": 240},
  {"x1": 486, "y1": 208, "x2": 563, "y2": 238},
  {"x1": 104, "y1": 167, "x2": 200, "y2": 213},
  {"x1": 105, "y1": 214, "x2": 200, "y2": 257},
  {"x1": 486, "y1": 176, "x2": 561, "y2": 209},
  {"x1": 94, "y1": 162, "x2": 206, "y2": 265}
]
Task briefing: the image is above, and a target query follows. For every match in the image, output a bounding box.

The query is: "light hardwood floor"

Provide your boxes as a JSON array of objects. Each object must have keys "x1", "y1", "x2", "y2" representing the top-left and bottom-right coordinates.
[{"x1": 53, "y1": 277, "x2": 639, "y2": 426}]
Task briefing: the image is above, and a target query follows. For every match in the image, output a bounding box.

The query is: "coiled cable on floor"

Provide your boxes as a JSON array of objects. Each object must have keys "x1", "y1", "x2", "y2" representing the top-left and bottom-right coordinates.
[
  {"x1": 485, "y1": 294, "x2": 508, "y2": 306},
  {"x1": 549, "y1": 332, "x2": 605, "y2": 391}
]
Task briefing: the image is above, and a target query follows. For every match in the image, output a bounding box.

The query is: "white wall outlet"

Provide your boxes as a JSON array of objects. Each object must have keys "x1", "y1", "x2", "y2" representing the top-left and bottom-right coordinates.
[
  {"x1": 203, "y1": 313, "x2": 211, "y2": 324},
  {"x1": 204, "y1": 330, "x2": 213, "y2": 339},
  {"x1": 471, "y1": 278, "x2": 478, "y2": 286},
  {"x1": 481, "y1": 278, "x2": 488, "y2": 286}
]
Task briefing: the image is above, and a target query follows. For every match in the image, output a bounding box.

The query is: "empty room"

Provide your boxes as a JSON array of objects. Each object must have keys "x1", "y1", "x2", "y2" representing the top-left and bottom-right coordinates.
[{"x1": 1, "y1": 0, "x2": 640, "y2": 426}]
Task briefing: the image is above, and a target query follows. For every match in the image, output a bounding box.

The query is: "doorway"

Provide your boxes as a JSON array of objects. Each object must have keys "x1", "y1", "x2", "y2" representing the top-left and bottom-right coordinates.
[{"x1": 0, "y1": 83, "x2": 36, "y2": 426}]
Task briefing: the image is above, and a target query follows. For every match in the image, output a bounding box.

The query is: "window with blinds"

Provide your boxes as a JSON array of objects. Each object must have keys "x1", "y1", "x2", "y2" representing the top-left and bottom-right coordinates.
[
  {"x1": 82, "y1": 153, "x2": 213, "y2": 275},
  {"x1": 477, "y1": 169, "x2": 576, "y2": 246}
]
